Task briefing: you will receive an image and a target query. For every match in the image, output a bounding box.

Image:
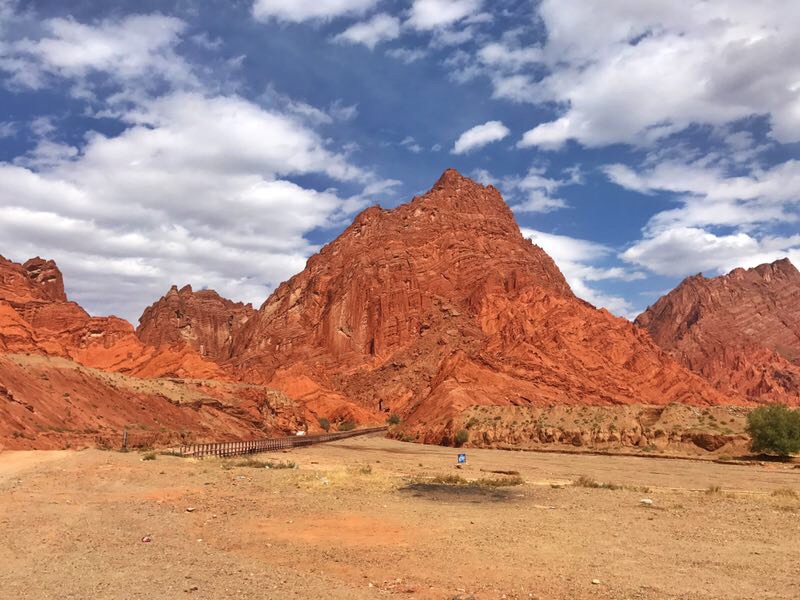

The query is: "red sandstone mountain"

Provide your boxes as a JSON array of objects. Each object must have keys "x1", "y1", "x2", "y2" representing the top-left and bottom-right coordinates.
[
  {"x1": 0, "y1": 256, "x2": 307, "y2": 449},
  {"x1": 0, "y1": 255, "x2": 224, "y2": 379},
  {"x1": 635, "y1": 259, "x2": 800, "y2": 404},
  {"x1": 137, "y1": 284, "x2": 254, "y2": 361},
  {"x1": 211, "y1": 169, "x2": 733, "y2": 442}
]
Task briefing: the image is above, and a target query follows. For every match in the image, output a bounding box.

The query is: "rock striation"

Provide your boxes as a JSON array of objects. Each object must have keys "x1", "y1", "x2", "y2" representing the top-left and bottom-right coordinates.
[
  {"x1": 636, "y1": 259, "x2": 800, "y2": 404},
  {"x1": 137, "y1": 284, "x2": 254, "y2": 362},
  {"x1": 223, "y1": 169, "x2": 732, "y2": 442}
]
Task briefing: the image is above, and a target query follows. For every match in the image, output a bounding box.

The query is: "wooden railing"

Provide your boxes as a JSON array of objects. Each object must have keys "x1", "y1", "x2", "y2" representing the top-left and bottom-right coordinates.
[{"x1": 177, "y1": 426, "x2": 388, "y2": 458}]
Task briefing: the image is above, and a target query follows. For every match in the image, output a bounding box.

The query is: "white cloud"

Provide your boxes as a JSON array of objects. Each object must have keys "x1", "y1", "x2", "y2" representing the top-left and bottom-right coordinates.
[
  {"x1": 0, "y1": 121, "x2": 15, "y2": 137},
  {"x1": 0, "y1": 14, "x2": 195, "y2": 93},
  {"x1": 334, "y1": 14, "x2": 400, "y2": 49},
  {"x1": 516, "y1": 0, "x2": 800, "y2": 148},
  {"x1": 386, "y1": 47, "x2": 427, "y2": 63},
  {"x1": 521, "y1": 228, "x2": 643, "y2": 318},
  {"x1": 0, "y1": 9, "x2": 396, "y2": 322},
  {"x1": 407, "y1": 0, "x2": 483, "y2": 30},
  {"x1": 507, "y1": 166, "x2": 581, "y2": 214},
  {"x1": 0, "y1": 92, "x2": 388, "y2": 320},
  {"x1": 605, "y1": 159, "x2": 800, "y2": 234},
  {"x1": 452, "y1": 120, "x2": 509, "y2": 154},
  {"x1": 400, "y1": 136, "x2": 423, "y2": 153},
  {"x1": 621, "y1": 227, "x2": 800, "y2": 277},
  {"x1": 478, "y1": 42, "x2": 541, "y2": 70},
  {"x1": 252, "y1": 0, "x2": 378, "y2": 23},
  {"x1": 608, "y1": 156, "x2": 800, "y2": 279},
  {"x1": 513, "y1": 190, "x2": 567, "y2": 213}
]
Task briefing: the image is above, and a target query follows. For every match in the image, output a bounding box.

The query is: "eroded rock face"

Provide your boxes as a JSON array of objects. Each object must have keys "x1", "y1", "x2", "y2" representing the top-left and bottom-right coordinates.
[
  {"x1": 227, "y1": 169, "x2": 732, "y2": 438},
  {"x1": 636, "y1": 259, "x2": 800, "y2": 403},
  {"x1": 137, "y1": 284, "x2": 254, "y2": 361},
  {"x1": 22, "y1": 258, "x2": 67, "y2": 302},
  {"x1": 0, "y1": 255, "x2": 225, "y2": 379},
  {"x1": 0, "y1": 256, "x2": 308, "y2": 449}
]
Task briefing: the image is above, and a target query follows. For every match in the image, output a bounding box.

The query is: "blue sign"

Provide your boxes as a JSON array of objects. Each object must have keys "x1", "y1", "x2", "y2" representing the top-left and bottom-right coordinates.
[{"x1": 457, "y1": 453, "x2": 467, "y2": 464}]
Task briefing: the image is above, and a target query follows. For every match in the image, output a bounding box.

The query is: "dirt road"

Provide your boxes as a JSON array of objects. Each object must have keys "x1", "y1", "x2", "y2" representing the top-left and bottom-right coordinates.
[{"x1": 1, "y1": 436, "x2": 798, "y2": 599}]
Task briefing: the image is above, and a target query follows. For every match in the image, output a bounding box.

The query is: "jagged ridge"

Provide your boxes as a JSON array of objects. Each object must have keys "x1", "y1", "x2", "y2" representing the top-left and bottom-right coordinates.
[{"x1": 636, "y1": 258, "x2": 800, "y2": 403}]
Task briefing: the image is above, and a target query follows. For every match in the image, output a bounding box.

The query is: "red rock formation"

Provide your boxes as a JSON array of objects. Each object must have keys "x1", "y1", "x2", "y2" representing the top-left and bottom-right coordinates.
[
  {"x1": 227, "y1": 169, "x2": 733, "y2": 441},
  {"x1": 0, "y1": 255, "x2": 224, "y2": 379},
  {"x1": 636, "y1": 259, "x2": 800, "y2": 404},
  {"x1": 0, "y1": 353, "x2": 307, "y2": 450},
  {"x1": 137, "y1": 284, "x2": 254, "y2": 361},
  {"x1": 0, "y1": 256, "x2": 311, "y2": 449}
]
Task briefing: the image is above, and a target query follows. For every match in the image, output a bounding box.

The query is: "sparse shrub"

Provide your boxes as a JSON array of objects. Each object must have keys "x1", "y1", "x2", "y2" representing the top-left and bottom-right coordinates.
[
  {"x1": 477, "y1": 475, "x2": 524, "y2": 487},
  {"x1": 142, "y1": 451, "x2": 157, "y2": 461},
  {"x1": 387, "y1": 414, "x2": 401, "y2": 426},
  {"x1": 706, "y1": 484, "x2": 722, "y2": 494},
  {"x1": 771, "y1": 487, "x2": 798, "y2": 498},
  {"x1": 429, "y1": 474, "x2": 468, "y2": 485},
  {"x1": 417, "y1": 473, "x2": 523, "y2": 488},
  {"x1": 746, "y1": 404, "x2": 800, "y2": 457},
  {"x1": 455, "y1": 429, "x2": 469, "y2": 447},
  {"x1": 338, "y1": 421, "x2": 356, "y2": 432},
  {"x1": 231, "y1": 458, "x2": 295, "y2": 469},
  {"x1": 573, "y1": 475, "x2": 621, "y2": 490},
  {"x1": 318, "y1": 417, "x2": 330, "y2": 432}
]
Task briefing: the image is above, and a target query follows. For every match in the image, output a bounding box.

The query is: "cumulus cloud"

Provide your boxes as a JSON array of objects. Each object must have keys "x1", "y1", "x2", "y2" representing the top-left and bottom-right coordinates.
[
  {"x1": 0, "y1": 91, "x2": 389, "y2": 320},
  {"x1": 522, "y1": 228, "x2": 643, "y2": 317},
  {"x1": 0, "y1": 13, "x2": 195, "y2": 93},
  {"x1": 505, "y1": 166, "x2": 581, "y2": 214},
  {"x1": 607, "y1": 156, "x2": 800, "y2": 278},
  {"x1": 334, "y1": 13, "x2": 400, "y2": 49},
  {"x1": 252, "y1": 0, "x2": 378, "y2": 23},
  {"x1": 452, "y1": 120, "x2": 509, "y2": 154},
  {"x1": 606, "y1": 160, "x2": 800, "y2": 235},
  {"x1": 621, "y1": 227, "x2": 800, "y2": 277},
  {"x1": 0, "y1": 95, "x2": 395, "y2": 319},
  {"x1": 407, "y1": 0, "x2": 483, "y2": 30},
  {"x1": 515, "y1": 0, "x2": 800, "y2": 149},
  {"x1": 0, "y1": 9, "x2": 395, "y2": 321}
]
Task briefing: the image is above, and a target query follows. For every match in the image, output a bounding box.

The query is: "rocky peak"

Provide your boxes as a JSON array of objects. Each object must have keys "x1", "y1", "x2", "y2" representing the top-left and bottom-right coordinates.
[
  {"x1": 636, "y1": 258, "x2": 800, "y2": 402},
  {"x1": 225, "y1": 169, "x2": 732, "y2": 435},
  {"x1": 22, "y1": 258, "x2": 67, "y2": 302},
  {"x1": 137, "y1": 285, "x2": 254, "y2": 361},
  {"x1": 0, "y1": 255, "x2": 67, "y2": 304}
]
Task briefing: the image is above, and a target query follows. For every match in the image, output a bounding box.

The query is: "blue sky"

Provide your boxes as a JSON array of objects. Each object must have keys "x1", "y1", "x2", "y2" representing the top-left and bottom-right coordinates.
[{"x1": 0, "y1": 0, "x2": 798, "y2": 322}]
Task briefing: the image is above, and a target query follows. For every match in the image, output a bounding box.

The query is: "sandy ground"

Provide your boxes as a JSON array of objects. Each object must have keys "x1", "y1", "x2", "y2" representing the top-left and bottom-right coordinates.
[{"x1": 1, "y1": 436, "x2": 799, "y2": 600}]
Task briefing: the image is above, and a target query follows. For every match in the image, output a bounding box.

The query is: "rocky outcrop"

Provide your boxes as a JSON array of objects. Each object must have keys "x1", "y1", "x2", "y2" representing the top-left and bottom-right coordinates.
[
  {"x1": 0, "y1": 255, "x2": 65, "y2": 304},
  {"x1": 419, "y1": 403, "x2": 751, "y2": 454},
  {"x1": 0, "y1": 353, "x2": 308, "y2": 450},
  {"x1": 636, "y1": 259, "x2": 800, "y2": 404},
  {"x1": 137, "y1": 285, "x2": 254, "y2": 361},
  {"x1": 0, "y1": 255, "x2": 225, "y2": 379},
  {"x1": 226, "y1": 169, "x2": 733, "y2": 441},
  {"x1": 0, "y1": 256, "x2": 311, "y2": 449}
]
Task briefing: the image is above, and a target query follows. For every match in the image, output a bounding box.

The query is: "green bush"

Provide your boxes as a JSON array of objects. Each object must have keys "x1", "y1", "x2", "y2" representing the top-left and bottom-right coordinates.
[
  {"x1": 318, "y1": 417, "x2": 330, "y2": 432},
  {"x1": 338, "y1": 420, "x2": 356, "y2": 432},
  {"x1": 746, "y1": 404, "x2": 800, "y2": 457},
  {"x1": 387, "y1": 414, "x2": 401, "y2": 425},
  {"x1": 454, "y1": 429, "x2": 469, "y2": 447}
]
